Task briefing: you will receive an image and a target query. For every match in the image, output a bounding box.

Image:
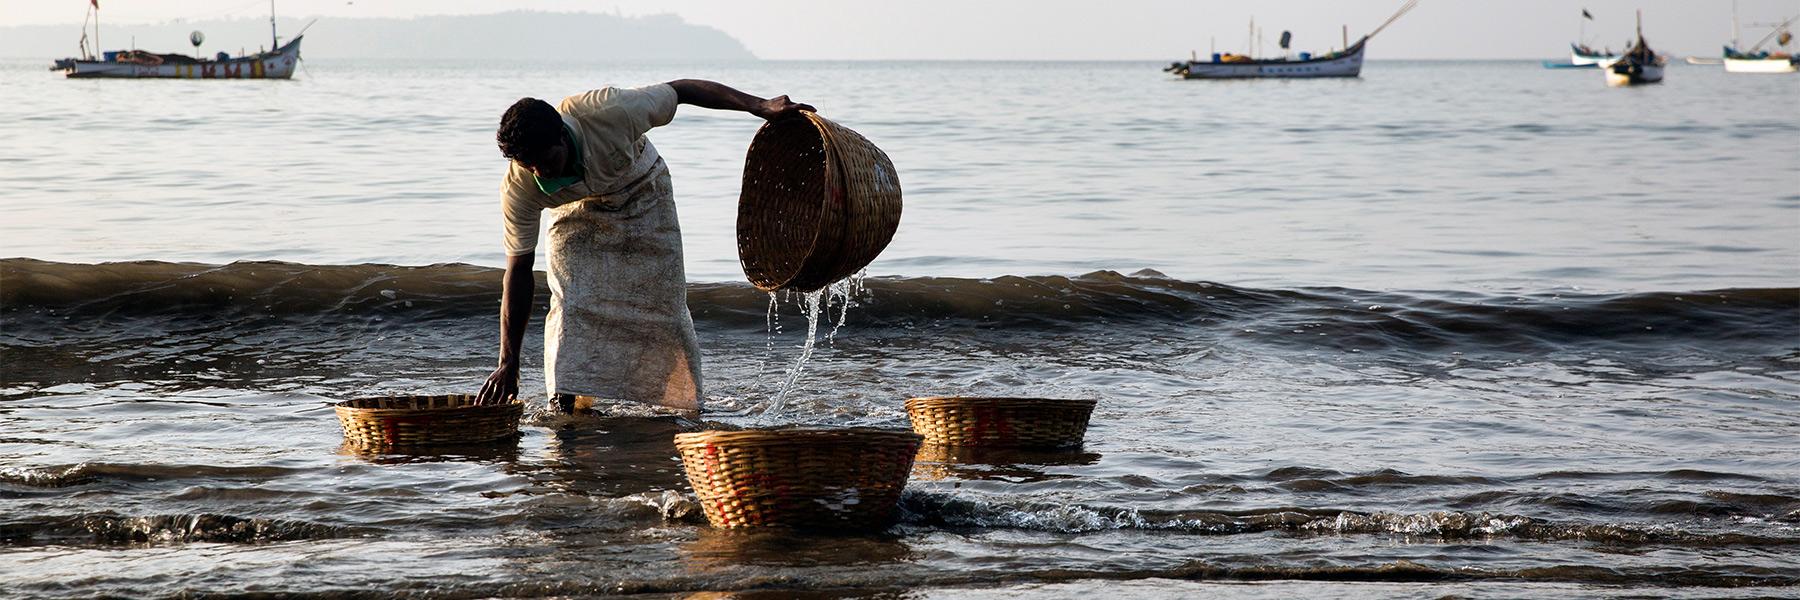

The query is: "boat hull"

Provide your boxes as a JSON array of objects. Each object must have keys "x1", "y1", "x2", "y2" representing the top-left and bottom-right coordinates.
[
  {"x1": 64, "y1": 37, "x2": 301, "y2": 79},
  {"x1": 1723, "y1": 57, "x2": 1797, "y2": 73},
  {"x1": 1602, "y1": 59, "x2": 1665, "y2": 86},
  {"x1": 1172, "y1": 41, "x2": 1365, "y2": 79},
  {"x1": 1570, "y1": 46, "x2": 1616, "y2": 66}
]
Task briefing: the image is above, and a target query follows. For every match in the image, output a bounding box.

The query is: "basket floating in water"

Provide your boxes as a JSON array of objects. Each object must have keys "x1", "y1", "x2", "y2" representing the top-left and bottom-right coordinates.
[
  {"x1": 738, "y1": 111, "x2": 902, "y2": 292},
  {"x1": 333, "y1": 394, "x2": 523, "y2": 448},
  {"x1": 674, "y1": 427, "x2": 922, "y2": 530},
  {"x1": 905, "y1": 397, "x2": 1096, "y2": 448}
]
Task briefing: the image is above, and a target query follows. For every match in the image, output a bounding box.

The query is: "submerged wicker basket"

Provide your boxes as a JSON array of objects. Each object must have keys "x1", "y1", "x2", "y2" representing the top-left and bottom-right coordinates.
[
  {"x1": 738, "y1": 111, "x2": 902, "y2": 292},
  {"x1": 334, "y1": 394, "x2": 523, "y2": 448},
  {"x1": 674, "y1": 428, "x2": 922, "y2": 530},
  {"x1": 905, "y1": 397, "x2": 1097, "y2": 448}
]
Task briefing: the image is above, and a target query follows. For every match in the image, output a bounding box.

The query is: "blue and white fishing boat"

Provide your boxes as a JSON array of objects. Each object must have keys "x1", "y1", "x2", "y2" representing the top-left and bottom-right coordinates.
[{"x1": 1163, "y1": 0, "x2": 1416, "y2": 80}]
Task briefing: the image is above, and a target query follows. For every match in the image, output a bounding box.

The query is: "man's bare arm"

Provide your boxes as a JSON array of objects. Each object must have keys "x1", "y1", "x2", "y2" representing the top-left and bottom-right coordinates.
[
  {"x1": 666, "y1": 79, "x2": 814, "y2": 120},
  {"x1": 477, "y1": 252, "x2": 535, "y2": 404}
]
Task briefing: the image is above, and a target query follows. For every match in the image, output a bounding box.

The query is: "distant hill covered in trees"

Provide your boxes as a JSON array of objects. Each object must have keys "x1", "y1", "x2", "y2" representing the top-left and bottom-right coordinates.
[{"x1": 0, "y1": 11, "x2": 756, "y2": 60}]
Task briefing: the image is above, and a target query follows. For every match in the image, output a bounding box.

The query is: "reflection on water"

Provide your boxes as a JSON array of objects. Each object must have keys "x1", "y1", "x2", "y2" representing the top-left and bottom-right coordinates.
[
  {"x1": 911, "y1": 444, "x2": 1102, "y2": 483},
  {"x1": 335, "y1": 436, "x2": 524, "y2": 465},
  {"x1": 523, "y1": 416, "x2": 697, "y2": 500},
  {"x1": 682, "y1": 528, "x2": 915, "y2": 573}
]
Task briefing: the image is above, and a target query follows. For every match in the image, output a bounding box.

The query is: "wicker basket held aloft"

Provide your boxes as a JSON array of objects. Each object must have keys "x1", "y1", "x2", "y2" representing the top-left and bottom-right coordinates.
[
  {"x1": 738, "y1": 111, "x2": 901, "y2": 292},
  {"x1": 674, "y1": 428, "x2": 922, "y2": 530},
  {"x1": 334, "y1": 394, "x2": 523, "y2": 448},
  {"x1": 906, "y1": 397, "x2": 1097, "y2": 449}
]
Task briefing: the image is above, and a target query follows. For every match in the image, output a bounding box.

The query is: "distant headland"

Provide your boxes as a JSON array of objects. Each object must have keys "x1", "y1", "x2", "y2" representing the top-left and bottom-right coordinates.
[{"x1": 0, "y1": 11, "x2": 756, "y2": 60}]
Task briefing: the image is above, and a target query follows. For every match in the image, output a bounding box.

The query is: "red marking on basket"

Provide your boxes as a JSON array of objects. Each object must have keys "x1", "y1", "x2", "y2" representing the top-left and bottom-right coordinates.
[
  {"x1": 380, "y1": 415, "x2": 432, "y2": 443},
  {"x1": 969, "y1": 406, "x2": 1013, "y2": 443},
  {"x1": 702, "y1": 444, "x2": 721, "y2": 476}
]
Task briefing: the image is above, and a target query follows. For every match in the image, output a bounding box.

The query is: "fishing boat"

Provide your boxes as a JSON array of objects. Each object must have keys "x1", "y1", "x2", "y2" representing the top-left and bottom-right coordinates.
[
  {"x1": 53, "y1": 1, "x2": 305, "y2": 79},
  {"x1": 1163, "y1": 0, "x2": 1416, "y2": 80},
  {"x1": 1547, "y1": 10, "x2": 1617, "y2": 68},
  {"x1": 1600, "y1": 12, "x2": 1665, "y2": 87},
  {"x1": 1720, "y1": 7, "x2": 1796, "y2": 74},
  {"x1": 1569, "y1": 44, "x2": 1618, "y2": 67}
]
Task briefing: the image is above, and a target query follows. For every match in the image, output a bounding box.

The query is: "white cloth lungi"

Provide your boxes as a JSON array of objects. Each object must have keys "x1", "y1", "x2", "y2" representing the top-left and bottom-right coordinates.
[{"x1": 543, "y1": 161, "x2": 702, "y2": 411}]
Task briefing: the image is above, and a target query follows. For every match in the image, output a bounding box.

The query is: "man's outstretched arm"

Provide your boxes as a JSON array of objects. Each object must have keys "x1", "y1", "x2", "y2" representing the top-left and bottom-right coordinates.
[
  {"x1": 477, "y1": 252, "x2": 535, "y2": 404},
  {"x1": 666, "y1": 79, "x2": 814, "y2": 121}
]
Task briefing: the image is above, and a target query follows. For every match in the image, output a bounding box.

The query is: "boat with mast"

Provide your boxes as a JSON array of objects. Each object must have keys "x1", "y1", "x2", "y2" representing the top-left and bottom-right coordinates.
[
  {"x1": 1545, "y1": 10, "x2": 1616, "y2": 69},
  {"x1": 1162, "y1": 0, "x2": 1418, "y2": 80},
  {"x1": 1600, "y1": 11, "x2": 1665, "y2": 87},
  {"x1": 1721, "y1": 3, "x2": 1796, "y2": 74},
  {"x1": 53, "y1": 1, "x2": 306, "y2": 79}
]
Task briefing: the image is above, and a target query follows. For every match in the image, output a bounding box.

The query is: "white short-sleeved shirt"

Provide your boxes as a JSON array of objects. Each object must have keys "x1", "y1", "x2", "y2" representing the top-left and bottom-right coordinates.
[{"x1": 500, "y1": 84, "x2": 679, "y2": 256}]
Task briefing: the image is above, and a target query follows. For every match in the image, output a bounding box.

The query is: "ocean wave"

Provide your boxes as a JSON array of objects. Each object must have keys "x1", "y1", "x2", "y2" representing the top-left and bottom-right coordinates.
[
  {"x1": 3, "y1": 259, "x2": 1795, "y2": 352},
  {"x1": 0, "y1": 512, "x2": 367, "y2": 546},
  {"x1": 898, "y1": 492, "x2": 1800, "y2": 548},
  {"x1": 0, "y1": 462, "x2": 306, "y2": 488}
]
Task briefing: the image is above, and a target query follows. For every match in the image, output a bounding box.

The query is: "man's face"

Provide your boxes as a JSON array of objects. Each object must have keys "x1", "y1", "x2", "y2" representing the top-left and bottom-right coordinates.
[{"x1": 514, "y1": 139, "x2": 568, "y2": 179}]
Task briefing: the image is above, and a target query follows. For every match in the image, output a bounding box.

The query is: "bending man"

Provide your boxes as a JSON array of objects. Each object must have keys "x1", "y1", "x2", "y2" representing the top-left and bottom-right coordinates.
[{"x1": 476, "y1": 80, "x2": 812, "y2": 412}]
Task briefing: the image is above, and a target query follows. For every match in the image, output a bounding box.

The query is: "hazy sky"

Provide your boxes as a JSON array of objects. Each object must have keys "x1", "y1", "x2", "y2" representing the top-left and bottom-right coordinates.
[{"x1": 4, "y1": 0, "x2": 1796, "y2": 59}]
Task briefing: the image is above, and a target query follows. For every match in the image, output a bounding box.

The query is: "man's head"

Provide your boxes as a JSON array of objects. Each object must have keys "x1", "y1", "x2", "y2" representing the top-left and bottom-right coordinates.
[{"x1": 497, "y1": 97, "x2": 568, "y2": 177}]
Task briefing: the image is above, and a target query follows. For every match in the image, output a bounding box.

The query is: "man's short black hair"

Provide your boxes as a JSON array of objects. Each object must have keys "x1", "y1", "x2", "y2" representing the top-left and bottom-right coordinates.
[{"x1": 497, "y1": 97, "x2": 563, "y2": 161}]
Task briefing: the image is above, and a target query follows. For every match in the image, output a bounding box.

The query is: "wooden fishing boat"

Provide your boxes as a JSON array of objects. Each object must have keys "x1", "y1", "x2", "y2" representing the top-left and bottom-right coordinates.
[
  {"x1": 63, "y1": 37, "x2": 302, "y2": 79},
  {"x1": 52, "y1": 1, "x2": 305, "y2": 79},
  {"x1": 1163, "y1": 0, "x2": 1415, "y2": 80},
  {"x1": 1166, "y1": 39, "x2": 1366, "y2": 79},
  {"x1": 1600, "y1": 12, "x2": 1665, "y2": 87}
]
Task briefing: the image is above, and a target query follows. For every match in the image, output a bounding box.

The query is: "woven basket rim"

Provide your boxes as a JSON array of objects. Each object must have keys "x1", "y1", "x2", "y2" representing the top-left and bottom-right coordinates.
[
  {"x1": 333, "y1": 394, "x2": 523, "y2": 413},
  {"x1": 905, "y1": 397, "x2": 1097, "y2": 410},
  {"x1": 674, "y1": 427, "x2": 921, "y2": 450}
]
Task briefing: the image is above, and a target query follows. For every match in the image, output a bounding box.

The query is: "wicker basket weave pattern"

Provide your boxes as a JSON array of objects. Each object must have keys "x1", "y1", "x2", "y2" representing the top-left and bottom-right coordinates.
[
  {"x1": 334, "y1": 394, "x2": 523, "y2": 448},
  {"x1": 674, "y1": 428, "x2": 922, "y2": 530},
  {"x1": 905, "y1": 397, "x2": 1096, "y2": 448},
  {"x1": 738, "y1": 112, "x2": 901, "y2": 292}
]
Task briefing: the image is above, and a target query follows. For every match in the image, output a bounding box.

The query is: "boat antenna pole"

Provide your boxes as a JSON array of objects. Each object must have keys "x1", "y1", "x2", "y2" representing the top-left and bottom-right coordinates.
[
  {"x1": 1745, "y1": 15, "x2": 1799, "y2": 52},
  {"x1": 1733, "y1": 0, "x2": 1741, "y2": 49},
  {"x1": 271, "y1": 0, "x2": 279, "y2": 50},
  {"x1": 1365, "y1": 0, "x2": 1421, "y2": 42}
]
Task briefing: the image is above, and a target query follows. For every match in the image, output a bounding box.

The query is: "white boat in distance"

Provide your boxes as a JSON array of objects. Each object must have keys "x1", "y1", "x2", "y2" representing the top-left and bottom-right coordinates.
[
  {"x1": 1721, "y1": 12, "x2": 1797, "y2": 73},
  {"x1": 1570, "y1": 44, "x2": 1617, "y2": 67},
  {"x1": 1724, "y1": 54, "x2": 1797, "y2": 72},
  {"x1": 1164, "y1": 0, "x2": 1416, "y2": 80}
]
